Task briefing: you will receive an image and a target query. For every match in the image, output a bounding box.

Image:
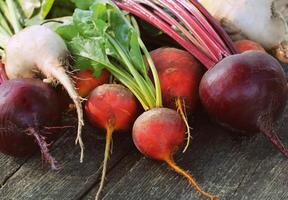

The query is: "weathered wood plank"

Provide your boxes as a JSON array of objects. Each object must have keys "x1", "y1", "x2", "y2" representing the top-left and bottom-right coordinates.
[
  {"x1": 229, "y1": 110, "x2": 288, "y2": 200},
  {"x1": 0, "y1": 155, "x2": 28, "y2": 188},
  {"x1": 82, "y1": 151, "x2": 142, "y2": 200},
  {"x1": 0, "y1": 114, "x2": 73, "y2": 188},
  {"x1": 0, "y1": 123, "x2": 135, "y2": 200},
  {"x1": 93, "y1": 105, "x2": 288, "y2": 200}
]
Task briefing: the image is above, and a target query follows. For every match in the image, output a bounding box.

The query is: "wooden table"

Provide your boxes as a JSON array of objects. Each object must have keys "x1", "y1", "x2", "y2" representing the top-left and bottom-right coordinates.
[{"x1": 1, "y1": 64, "x2": 288, "y2": 200}]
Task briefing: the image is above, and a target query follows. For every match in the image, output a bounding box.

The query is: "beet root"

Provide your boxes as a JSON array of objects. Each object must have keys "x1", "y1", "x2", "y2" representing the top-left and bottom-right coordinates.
[
  {"x1": 150, "y1": 48, "x2": 203, "y2": 151},
  {"x1": 85, "y1": 84, "x2": 139, "y2": 200},
  {"x1": 200, "y1": 51, "x2": 288, "y2": 157},
  {"x1": 0, "y1": 79, "x2": 62, "y2": 169},
  {"x1": 133, "y1": 108, "x2": 217, "y2": 200},
  {"x1": 234, "y1": 40, "x2": 266, "y2": 53},
  {"x1": 150, "y1": 47, "x2": 203, "y2": 112},
  {"x1": 85, "y1": 84, "x2": 139, "y2": 131},
  {"x1": 73, "y1": 69, "x2": 110, "y2": 97}
]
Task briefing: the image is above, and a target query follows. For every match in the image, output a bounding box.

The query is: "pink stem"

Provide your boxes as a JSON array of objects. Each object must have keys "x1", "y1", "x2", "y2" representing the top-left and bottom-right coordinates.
[
  {"x1": 158, "y1": 0, "x2": 222, "y2": 61},
  {"x1": 27, "y1": 128, "x2": 59, "y2": 170},
  {"x1": 115, "y1": 0, "x2": 215, "y2": 68},
  {"x1": 175, "y1": 0, "x2": 229, "y2": 54},
  {"x1": 0, "y1": 62, "x2": 8, "y2": 84},
  {"x1": 142, "y1": 0, "x2": 208, "y2": 56},
  {"x1": 189, "y1": 0, "x2": 238, "y2": 54}
]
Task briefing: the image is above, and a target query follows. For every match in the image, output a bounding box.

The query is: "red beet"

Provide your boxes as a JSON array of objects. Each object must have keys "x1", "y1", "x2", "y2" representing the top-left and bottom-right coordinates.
[
  {"x1": 234, "y1": 40, "x2": 266, "y2": 53},
  {"x1": 200, "y1": 51, "x2": 288, "y2": 156},
  {"x1": 85, "y1": 84, "x2": 138, "y2": 200},
  {"x1": 133, "y1": 108, "x2": 217, "y2": 200},
  {"x1": 133, "y1": 108, "x2": 185, "y2": 160},
  {"x1": 150, "y1": 47, "x2": 203, "y2": 152},
  {"x1": 150, "y1": 48, "x2": 203, "y2": 111},
  {"x1": 73, "y1": 69, "x2": 110, "y2": 97},
  {"x1": 0, "y1": 79, "x2": 62, "y2": 169},
  {"x1": 0, "y1": 61, "x2": 8, "y2": 84}
]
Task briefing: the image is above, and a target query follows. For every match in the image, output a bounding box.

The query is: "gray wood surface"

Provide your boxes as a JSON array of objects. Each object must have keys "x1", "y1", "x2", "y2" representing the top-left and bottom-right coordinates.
[
  {"x1": 0, "y1": 122, "x2": 135, "y2": 200},
  {"x1": 0, "y1": 154, "x2": 28, "y2": 188},
  {"x1": 95, "y1": 109, "x2": 288, "y2": 200}
]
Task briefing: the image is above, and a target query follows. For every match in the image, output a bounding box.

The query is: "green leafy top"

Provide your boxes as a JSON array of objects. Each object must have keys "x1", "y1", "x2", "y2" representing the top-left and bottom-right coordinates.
[
  {"x1": 70, "y1": 0, "x2": 95, "y2": 10},
  {"x1": 57, "y1": 0, "x2": 162, "y2": 110},
  {"x1": 0, "y1": 0, "x2": 57, "y2": 56}
]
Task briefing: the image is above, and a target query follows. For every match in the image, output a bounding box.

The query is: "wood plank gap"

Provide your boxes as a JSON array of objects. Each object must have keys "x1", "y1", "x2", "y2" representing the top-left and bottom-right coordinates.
[{"x1": 0, "y1": 156, "x2": 30, "y2": 189}]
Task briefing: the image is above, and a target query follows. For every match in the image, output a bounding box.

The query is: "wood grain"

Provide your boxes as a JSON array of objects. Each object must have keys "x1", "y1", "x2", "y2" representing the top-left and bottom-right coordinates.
[
  {"x1": 0, "y1": 155, "x2": 28, "y2": 188},
  {"x1": 94, "y1": 106, "x2": 288, "y2": 200},
  {"x1": 0, "y1": 123, "x2": 134, "y2": 200}
]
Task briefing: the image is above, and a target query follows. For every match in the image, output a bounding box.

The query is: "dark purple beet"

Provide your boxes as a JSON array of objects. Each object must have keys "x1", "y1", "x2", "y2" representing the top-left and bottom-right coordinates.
[
  {"x1": 200, "y1": 51, "x2": 288, "y2": 156},
  {"x1": 0, "y1": 79, "x2": 62, "y2": 169}
]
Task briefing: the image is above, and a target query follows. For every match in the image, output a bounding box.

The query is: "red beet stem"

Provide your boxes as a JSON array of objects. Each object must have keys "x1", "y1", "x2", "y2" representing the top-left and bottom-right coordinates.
[
  {"x1": 141, "y1": 1, "x2": 210, "y2": 57},
  {"x1": 0, "y1": 62, "x2": 8, "y2": 84},
  {"x1": 159, "y1": 0, "x2": 223, "y2": 61},
  {"x1": 175, "y1": 0, "x2": 229, "y2": 53},
  {"x1": 115, "y1": 0, "x2": 215, "y2": 68},
  {"x1": 115, "y1": 0, "x2": 237, "y2": 68},
  {"x1": 188, "y1": 0, "x2": 238, "y2": 54},
  {"x1": 26, "y1": 128, "x2": 59, "y2": 170}
]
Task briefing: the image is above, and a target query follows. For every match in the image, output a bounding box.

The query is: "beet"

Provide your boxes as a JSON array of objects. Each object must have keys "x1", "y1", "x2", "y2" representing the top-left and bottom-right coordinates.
[
  {"x1": 200, "y1": 51, "x2": 288, "y2": 156},
  {"x1": 133, "y1": 108, "x2": 217, "y2": 200},
  {"x1": 149, "y1": 47, "x2": 203, "y2": 152},
  {"x1": 85, "y1": 84, "x2": 139, "y2": 200},
  {"x1": 133, "y1": 108, "x2": 185, "y2": 160},
  {"x1": 234, "y1": 40, "x2": 266, "y2": 53},
  {"x1": 73, "y1": 69, "x2": 110, "y2": 97},
  {"x1": 150, "y1": 48, "x2": 203, "y2": 112},
  {"x1": 0, "y1": 79, "x2": 62, "y2": 169}
]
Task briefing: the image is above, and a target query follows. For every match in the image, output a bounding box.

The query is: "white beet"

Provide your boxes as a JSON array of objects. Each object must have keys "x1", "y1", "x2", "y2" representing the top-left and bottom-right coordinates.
[
  {"x1": 200, "y1": 0, "x2": 288, "y2": 63},
  {"x1": 4, "y1": 25, "x2": 85, "y2": 161}
]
